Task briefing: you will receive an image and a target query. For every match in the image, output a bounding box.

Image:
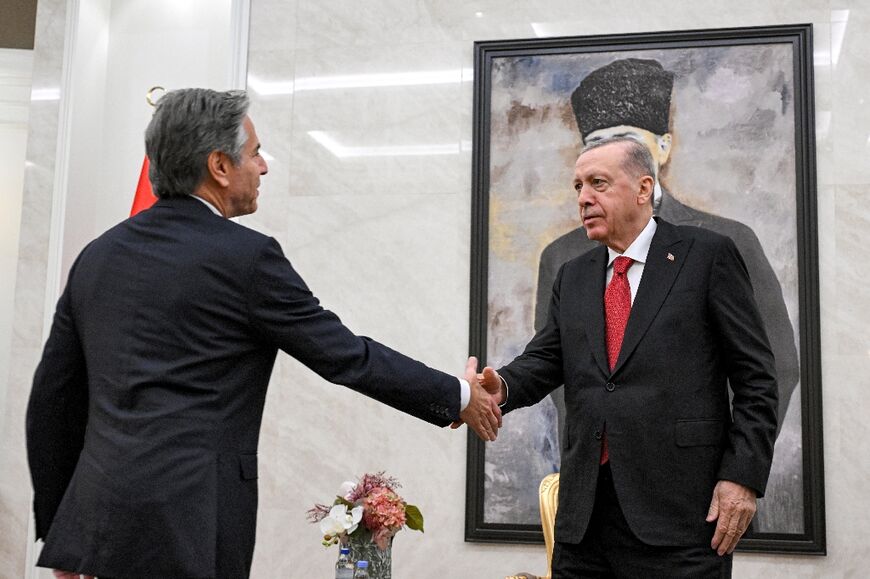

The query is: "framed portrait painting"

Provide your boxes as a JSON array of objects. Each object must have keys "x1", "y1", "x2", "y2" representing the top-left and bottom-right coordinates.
[{"x1": 466, "y1": 24, "x2": 823, "y2": 554}]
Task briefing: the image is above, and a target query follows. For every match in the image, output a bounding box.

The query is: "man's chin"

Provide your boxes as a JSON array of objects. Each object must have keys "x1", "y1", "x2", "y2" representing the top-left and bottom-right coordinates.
[{"x1": 582, "y1": 223, "x2": 604, "y2": 242}]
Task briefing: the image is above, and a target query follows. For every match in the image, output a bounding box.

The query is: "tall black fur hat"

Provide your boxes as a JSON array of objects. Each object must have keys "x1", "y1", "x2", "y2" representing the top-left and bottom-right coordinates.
[{"x1": 571, "y1": 58, "x2": 674, "y2": 138}]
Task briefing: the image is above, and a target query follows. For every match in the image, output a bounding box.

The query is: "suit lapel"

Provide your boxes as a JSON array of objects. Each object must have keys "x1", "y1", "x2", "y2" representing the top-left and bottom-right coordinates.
[
  {"x1": 577, "y1": 245, "x2": 610, "y2": 376},
  {"x1": 612, "y1": 219, "x2": 690, "y2": 375}
]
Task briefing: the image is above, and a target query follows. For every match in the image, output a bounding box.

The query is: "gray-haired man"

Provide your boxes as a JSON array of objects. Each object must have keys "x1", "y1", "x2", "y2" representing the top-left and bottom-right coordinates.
[{"x1": 27, "y1": 88, "x2": 501, "y2": 578}]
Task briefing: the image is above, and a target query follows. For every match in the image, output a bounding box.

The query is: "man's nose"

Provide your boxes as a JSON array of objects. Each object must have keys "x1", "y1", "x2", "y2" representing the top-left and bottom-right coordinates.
[{"x1": 259, "y1": 158, "x2": 269, "y2": 175}]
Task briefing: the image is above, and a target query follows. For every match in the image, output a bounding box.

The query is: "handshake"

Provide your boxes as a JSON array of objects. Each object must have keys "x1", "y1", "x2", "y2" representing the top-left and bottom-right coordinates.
[{"x1": 452, "y1": 357, "x2": 507, "y2": 442}]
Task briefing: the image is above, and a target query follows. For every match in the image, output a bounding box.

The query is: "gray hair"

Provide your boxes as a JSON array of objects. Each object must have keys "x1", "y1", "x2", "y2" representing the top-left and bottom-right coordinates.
[
  {"x1": 580, "y1": 136, "x2": 656, "y2": 181},
  {"x1": 144, "y1": 88, "x2": 249, "y2": 198}
]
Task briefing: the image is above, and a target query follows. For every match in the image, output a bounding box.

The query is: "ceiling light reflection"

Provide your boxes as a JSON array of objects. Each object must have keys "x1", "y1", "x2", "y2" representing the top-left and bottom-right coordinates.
[
  {"x1": 831, "y1": 10, "x2": 849, "y2": 67},
  {"x1": 249, "y1": 69, "x2": 474, "y2": 96},
  {"x1": 309, "y1": 131, "x2": 472, "y2": 158},
  {"x1": 31, "y1": 87, "x2": 60, "y2": 101}
]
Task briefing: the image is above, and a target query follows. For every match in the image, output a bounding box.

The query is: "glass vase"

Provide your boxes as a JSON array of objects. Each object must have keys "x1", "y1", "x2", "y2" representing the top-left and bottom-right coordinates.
[{"x1": 346, "y1": 530, "x2": 392, "y2": 579}]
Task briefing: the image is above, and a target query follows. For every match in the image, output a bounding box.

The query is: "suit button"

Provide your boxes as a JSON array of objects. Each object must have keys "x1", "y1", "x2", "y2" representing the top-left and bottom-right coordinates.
[
  {"x1": 594, "y1": 431, "x2": 602, "y2": 440},
  {"x1": 605, "y1": 382, "x2": 616, "y2": 392}
]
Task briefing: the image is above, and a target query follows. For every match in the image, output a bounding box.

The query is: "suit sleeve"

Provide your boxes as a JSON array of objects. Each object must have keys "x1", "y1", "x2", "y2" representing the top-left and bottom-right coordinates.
[
  {"x1": 499, "y1": 264, "x2": 567, "y2": 414},
  {"x1": 245, "y1": 238, "x2": 460, "y2": 426},
  {"x1": 26, "y1": 272, "x2": 89, "y2": 540},
  {"x1": 708, "y1": 237, "x2": 778, "y2": 496}
]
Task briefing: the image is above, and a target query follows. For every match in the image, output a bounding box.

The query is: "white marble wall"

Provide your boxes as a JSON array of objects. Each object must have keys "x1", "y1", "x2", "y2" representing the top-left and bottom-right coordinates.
[
  {"x1": 1, "y1": 0, "x2": 868, "y2": 577},
  {"x1": 243, "y1": 1, "x2": 870, "y2": 577},
  {"x1": 0, "y1": 0, "x2": 67, "y2": 574}
]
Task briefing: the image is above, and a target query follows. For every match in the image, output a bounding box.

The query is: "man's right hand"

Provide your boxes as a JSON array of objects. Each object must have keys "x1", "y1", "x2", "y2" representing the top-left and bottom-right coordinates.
[{"x1": 456, "y1": 357, "x2": 502, "y2": 441}]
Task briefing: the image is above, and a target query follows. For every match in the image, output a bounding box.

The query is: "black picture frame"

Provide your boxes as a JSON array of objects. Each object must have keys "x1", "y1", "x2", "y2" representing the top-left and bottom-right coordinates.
[{"x1": 466, "y1": 24, "x2": 824, "y2": 555}]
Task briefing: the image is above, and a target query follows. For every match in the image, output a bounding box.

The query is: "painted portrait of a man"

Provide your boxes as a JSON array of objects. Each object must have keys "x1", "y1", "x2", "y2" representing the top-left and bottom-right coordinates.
[{"x1": 479, "y1": 41, "x2": 808, "y2": 538}]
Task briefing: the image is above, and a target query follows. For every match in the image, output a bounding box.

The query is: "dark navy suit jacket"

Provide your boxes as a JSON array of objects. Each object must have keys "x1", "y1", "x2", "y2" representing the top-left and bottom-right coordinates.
[
  {"x1": 26, "y1": 196, "x2": 459, "y2": 578},
  {"x1": 500, "y1": 218, "x2": 778, "y2": 547}
]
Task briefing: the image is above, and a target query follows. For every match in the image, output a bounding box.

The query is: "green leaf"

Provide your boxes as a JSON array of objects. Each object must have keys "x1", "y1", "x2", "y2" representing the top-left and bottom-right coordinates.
[
  {"x1": 335, "y1": 496, "x2": 354, "y2": 508},
  {"x1": 405, "y1": 504, "x2": 424, "y2": 532}
]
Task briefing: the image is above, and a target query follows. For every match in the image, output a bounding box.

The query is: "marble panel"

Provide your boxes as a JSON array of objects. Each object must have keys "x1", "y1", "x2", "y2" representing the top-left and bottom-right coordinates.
[
  {"x1": 830, "y1": 6, "x2": 870, "y2": 185},
  {"x1": 287, "y1": 42, "x2": 468, "y2": 198},
  {"x1": 812, "y1": 20, "x2": 835, "y2": 188},
  {"x1": 265, "y1": 193, "x2": 468, "y2": 353},
  {"x1": 247, "y1": 48, "x2": 296, "y2": 211},
  {"x1": 832, "y1": 185, "x2": 869, "y2": 355},
  {"x1": 248, "y1": 0, "x2": 297, "y2": 54},
  {"x1": 295, "y1": 0, "x2": 460, "y2": 49},
  {"x1": 0, "y1": 0, "x2": 67, "y2": 573}
]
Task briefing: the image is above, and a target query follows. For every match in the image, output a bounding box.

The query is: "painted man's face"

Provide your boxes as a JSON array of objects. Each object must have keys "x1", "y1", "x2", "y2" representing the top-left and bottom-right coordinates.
[{"x1": 584, "y1": 125, "x2": 672, "y2": 177}]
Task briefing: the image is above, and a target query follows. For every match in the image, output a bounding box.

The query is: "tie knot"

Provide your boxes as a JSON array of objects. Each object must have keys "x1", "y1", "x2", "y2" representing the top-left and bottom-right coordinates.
[{"x1": 613, "y1": 256, "x2": 633, "y2": 275}]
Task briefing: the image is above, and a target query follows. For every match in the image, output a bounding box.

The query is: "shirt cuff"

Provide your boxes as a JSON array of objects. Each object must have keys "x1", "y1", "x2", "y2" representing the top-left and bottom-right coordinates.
[
  {"x1": 459, "y1": 378, "x2": 470, "y2": 412},
  {"x1": 498, "y1": 375, "x2": 509, "y2": 408}
]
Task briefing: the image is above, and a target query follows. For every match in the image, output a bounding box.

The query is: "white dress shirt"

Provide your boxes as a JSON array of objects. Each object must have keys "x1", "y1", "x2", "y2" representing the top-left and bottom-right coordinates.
[{"x1": 606, "y1": 217, "x2": 657, "y2": 304}]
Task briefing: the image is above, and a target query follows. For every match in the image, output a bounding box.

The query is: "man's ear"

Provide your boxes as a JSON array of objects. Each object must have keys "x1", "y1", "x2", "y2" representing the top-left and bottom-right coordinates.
[
  {"x1": 657, "y1": 133, "x2": 673, "y2": 166},
  {"x1": 206, "y1": 150, "x2": 231, "y2": 188},
  {"x1": 637, "y1": 175, "x2": 655, "y2": 206}
]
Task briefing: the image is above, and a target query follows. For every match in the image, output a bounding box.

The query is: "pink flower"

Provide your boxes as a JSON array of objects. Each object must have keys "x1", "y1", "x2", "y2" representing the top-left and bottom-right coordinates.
[
  {"x1": 344, "y1": 472, "x2": 401, "y2": 504},
  {"x1": 362, "y1": 487, "x2": 406, "y2": 549}
]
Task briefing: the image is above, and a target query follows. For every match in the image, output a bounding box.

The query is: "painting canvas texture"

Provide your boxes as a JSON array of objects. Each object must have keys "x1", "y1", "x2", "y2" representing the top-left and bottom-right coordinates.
[{"x1": 483, "y1": 44, "x2": 802, "y2": 535}]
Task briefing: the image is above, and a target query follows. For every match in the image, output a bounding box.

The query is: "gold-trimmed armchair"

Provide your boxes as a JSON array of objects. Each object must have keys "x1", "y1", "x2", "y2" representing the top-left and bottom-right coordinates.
[{"x1": 506, "y1": 472, "x2": 559, "y2": 579}]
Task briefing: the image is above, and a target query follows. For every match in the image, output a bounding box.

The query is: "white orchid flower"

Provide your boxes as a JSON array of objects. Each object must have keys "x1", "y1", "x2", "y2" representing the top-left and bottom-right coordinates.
[
  {"x1": 319, "y1": 504, "x2": 363, "y2": 536},
  {"x1": 338, "y1": 480, "x2": 357, "y2": 499}
]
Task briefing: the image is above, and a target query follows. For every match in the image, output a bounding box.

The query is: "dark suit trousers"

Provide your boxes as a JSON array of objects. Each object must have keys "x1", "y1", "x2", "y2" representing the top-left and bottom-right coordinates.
[{"x1": 553, "y1": 464, "x2": 732, "y2": 579}]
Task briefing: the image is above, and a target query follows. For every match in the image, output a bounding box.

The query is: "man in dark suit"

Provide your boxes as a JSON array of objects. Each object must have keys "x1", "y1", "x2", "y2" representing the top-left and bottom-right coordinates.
[
  {"x1": 26, "y1": 88, "x2": 501, "y2": 579},
  {"x1": 482, "y1": 137, "x2": 778, "y2": 576},
  {"x1": 537, "y1": 59, "x2": 798, "y2": 446}
]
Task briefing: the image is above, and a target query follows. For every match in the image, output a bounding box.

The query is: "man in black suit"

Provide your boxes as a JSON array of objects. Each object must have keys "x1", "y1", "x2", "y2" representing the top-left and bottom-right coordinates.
[
  {"x1": 26, "y1": 88, "x2": 501, "y2": 579},
  {"x1": 482, "y1": 137, "x2": 778, "y2": 576},
  {"x1": 537, "y1": 59, "x2": 798, "y2": 446}
]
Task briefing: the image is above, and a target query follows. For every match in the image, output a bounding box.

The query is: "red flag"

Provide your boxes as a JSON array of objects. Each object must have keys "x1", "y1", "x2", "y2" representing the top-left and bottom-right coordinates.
[{"x1": 130, "y1": 156, "x2": 157, "y2": 216}]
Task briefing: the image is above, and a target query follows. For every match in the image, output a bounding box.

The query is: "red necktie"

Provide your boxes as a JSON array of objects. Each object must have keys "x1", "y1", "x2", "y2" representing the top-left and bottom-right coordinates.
[{"x1": 600, "y1": 256, "x2": 633, "y2": 464}]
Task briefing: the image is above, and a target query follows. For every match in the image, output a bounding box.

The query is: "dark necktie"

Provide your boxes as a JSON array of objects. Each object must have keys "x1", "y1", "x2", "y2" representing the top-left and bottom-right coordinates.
[{"x1": 600, "y1": 256, "x2": 634, "y2": 464}]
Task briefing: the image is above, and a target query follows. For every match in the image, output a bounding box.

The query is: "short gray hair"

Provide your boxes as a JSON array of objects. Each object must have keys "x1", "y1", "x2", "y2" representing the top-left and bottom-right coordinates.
[
  {"x1": 580, "y1": 136, "x2": 656, "y2": 181},
  {"x1": 144, "y1": 88, "x2": 249, "y2": 198}
]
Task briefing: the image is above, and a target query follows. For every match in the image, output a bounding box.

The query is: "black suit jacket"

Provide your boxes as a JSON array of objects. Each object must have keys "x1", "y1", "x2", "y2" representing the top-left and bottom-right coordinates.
[
  {"x1": 26, "y1": 196, "x2": 459, "y2": 578},
  {"x1": 500, "y1": 218, "x2": 778, "y2": 546},
  {"x1": 536, "y1": 190, "x2": 798, "y2": 438}
]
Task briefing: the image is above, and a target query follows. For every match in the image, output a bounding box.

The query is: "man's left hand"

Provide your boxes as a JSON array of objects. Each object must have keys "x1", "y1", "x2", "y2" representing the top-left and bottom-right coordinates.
[{"x1": 706, "y1": 480, "x2": 757, "y2": 556}]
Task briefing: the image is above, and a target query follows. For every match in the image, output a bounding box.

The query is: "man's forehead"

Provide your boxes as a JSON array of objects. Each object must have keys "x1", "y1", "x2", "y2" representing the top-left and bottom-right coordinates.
[{"x1": 575, "y1": 142, "x2": 625, "y2": 170}]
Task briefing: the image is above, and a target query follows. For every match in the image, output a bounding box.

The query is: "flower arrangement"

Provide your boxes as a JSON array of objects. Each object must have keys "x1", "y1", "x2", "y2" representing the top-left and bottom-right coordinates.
[{"x1": 307, "y1": 471, "x2": 424, "y2": 550}]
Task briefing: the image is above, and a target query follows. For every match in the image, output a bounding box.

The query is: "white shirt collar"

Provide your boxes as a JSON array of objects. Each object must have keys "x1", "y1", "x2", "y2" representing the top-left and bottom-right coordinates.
[
  {"x1": 191, "y1": 195, "x2": 224, "y2": 217},
  {"x1": 607, "y1": 217, "x2": 657, "y2": 267}
]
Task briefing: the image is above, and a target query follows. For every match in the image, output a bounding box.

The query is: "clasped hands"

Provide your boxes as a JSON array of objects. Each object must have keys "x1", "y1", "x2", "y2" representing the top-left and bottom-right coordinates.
[{"x1": 452, "y1": 359, "x2": 506, "y2": 442}]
